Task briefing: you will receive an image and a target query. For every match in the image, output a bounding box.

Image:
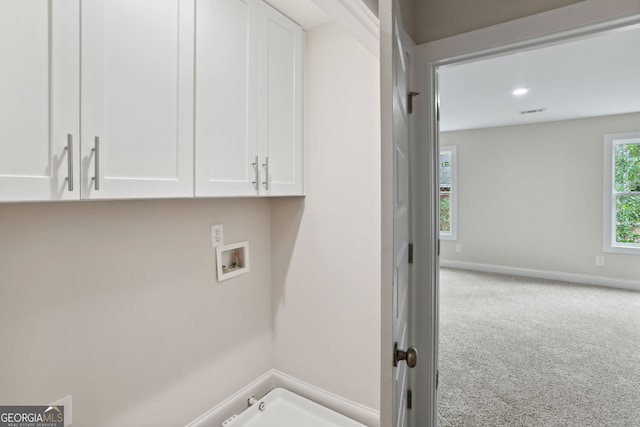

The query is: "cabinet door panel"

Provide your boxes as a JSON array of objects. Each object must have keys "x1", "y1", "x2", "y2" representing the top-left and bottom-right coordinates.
[
  {"x1": 0, "y1": 0, "x2": 79, "y2": 201},
  {"x1": 195, "y1": 0, "x2": 258, "y2": 197},
  {"x1": 82, "y1": 0, "x2": 194, "y2": 199},
  {"x1": 258, "y1": 3, "x2": 303, "y2": 196}
]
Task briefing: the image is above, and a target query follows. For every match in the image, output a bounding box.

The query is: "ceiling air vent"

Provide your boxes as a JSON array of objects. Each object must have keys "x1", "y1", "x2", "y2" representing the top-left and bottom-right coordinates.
[{"x1": 520, "y1": 108, "x2": 546, "y2": 115}]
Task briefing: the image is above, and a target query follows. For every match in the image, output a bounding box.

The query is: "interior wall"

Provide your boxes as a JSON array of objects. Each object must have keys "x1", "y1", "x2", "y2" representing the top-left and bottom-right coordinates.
[
  {"x1": 271, "y1": 22, "x2": 381, "y2": 410},
  {"x1": 413, "y1": 0, "x2": 585, "y2": 43},
  {"x1": 0, "y1": 199, "x2": 273, "y2": 426},
  {"x1": 440, "y1": 112, "x2": 640, "y2": 282},
  {"x1": 399, "y1": 0, "x2": 414, "y2": 40}
]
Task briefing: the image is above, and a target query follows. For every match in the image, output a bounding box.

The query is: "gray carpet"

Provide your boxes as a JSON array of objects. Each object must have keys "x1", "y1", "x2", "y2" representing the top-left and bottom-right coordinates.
[{"x1": 437, "y1": 268, "x2": 640, "y2": 427}]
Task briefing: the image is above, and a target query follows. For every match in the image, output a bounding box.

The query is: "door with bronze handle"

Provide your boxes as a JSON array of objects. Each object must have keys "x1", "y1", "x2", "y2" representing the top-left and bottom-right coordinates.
[{"x1": 394, "y1": 342, "x2": 418, "y2": 368}]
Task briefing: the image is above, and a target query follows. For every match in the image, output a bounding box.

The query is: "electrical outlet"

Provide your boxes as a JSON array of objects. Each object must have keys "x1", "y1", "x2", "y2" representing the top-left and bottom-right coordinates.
[
  {"x1": 211, "y1": 224, "x2": 224, "y2": 248},
  {"x1": 595, "y1": 256, "x2": 604, "y2": 266},
  {"x1": 455, "y1": 244, "x2": 462, "y2": 253},
  {"x1": 49, "y1": 395, "x2": 72, "y2": 427}
]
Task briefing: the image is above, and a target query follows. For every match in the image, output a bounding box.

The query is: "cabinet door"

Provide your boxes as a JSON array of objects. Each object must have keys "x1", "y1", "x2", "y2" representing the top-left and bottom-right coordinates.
[
  {"x1": 258, "y1": 2, "x2": 304, "y2": 196},
  {"x1": 81, "y1": 0, "x2": 194, "y2": 199},
  {"x1": 195, "y1": 0, "x2": 259, "y2": 197},
  {"x1": 0, "y1": 0, "x2": 79, "y2": 202}
]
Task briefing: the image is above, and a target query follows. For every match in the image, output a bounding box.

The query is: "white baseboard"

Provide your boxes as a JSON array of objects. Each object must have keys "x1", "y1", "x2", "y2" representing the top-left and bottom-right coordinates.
[
  {"x1": 440, "y1": 260, "x2": 640, "y2": 291},
  {"x1": 185, "y1": 369, "x2": 379, "y2": 427}
]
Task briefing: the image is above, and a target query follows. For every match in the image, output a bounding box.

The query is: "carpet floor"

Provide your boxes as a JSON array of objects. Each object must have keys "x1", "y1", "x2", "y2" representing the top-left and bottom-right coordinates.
[{"x1": 437, "y1": 268, "x2": 640, "y2": 427}]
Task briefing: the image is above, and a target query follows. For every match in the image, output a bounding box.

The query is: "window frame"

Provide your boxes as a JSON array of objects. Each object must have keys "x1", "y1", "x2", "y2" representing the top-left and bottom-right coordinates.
[
  {"x1": 603, "y1": 132, "x2": 640, "y2": 255},
  {"x1": 439, "y1": 146, "x2": 457, "y2": 241}
]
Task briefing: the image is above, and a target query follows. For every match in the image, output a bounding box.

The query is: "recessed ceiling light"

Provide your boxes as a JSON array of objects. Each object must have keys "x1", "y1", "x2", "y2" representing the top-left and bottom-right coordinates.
[{"x1": 512, "y1": 87, "x2": 529, "y2": 96}]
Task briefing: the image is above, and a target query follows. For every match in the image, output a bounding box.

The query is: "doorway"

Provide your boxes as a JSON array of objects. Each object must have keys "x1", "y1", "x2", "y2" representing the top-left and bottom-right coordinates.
[
  {"x1": 433, "y1": 17, "x2": 640, "y2": 427},
  {"x1": 408, "y1": 5, "x2": 640, "y2": 426}
]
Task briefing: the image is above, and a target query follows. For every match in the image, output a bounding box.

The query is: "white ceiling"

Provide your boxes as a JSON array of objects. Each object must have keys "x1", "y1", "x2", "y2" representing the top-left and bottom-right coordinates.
[{"x1": 438, "y1": 24, "x2": 640, "y2": 132}]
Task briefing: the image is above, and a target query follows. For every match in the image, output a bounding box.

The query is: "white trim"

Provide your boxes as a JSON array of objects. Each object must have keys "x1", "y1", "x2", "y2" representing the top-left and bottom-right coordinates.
[
  {"x1": 334, "y1": 0, "x2": 378, "y2": 36},
  {"x1": 418, "y1": 0, "x2": 640, "y2": 65},
  {"x1": 311, "y1": 0, "x2": 379, "y2": 57},
  {"x1": 185, "y1": 370, "x2": 380, "y2": 427},
  {"x1": 603, "y1": 132, "x2": 640, "y2": 255},
  {"x1": 440, "y1": 260, "x2": 640, "y2": 292}
]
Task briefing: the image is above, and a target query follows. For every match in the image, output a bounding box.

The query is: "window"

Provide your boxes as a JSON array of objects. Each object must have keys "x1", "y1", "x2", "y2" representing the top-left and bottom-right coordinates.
[
  {"x1": 604, "y1": 133, "x2": 640, "y2": 254},
  {"x1": 440, "y1": 146, "x2": 457, "y2": 240}
]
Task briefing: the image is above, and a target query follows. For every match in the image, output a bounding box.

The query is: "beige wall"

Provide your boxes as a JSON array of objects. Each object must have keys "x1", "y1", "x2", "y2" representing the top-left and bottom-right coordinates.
[
  {"x1": 399, "y1": 0, "x2": 415, "y2": 40},
  {"x1": 0, "y1": 199, "x2": 273, "y2": 426},
  {"x1": 271, "y1": 23, "x2": 381, "y2": 409},
  {"x1": 412, "y1": 0, "x2": 585, "y2": 43},
  {"x1": 440, "y1": 112, "x2": 640, "y2": 282}
]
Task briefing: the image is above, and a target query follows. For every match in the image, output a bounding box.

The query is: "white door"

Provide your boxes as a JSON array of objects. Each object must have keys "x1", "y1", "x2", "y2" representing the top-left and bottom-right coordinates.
[
  {"x1": 392, "y1": 11, "x2": 414, "y2": 427},
  {"x1": 195, "y1": 0, "x2": 259, "y2": 197},
  {"x1": 81, "y1": 0, "x2": 194, "y2": 199},
  {"x1": 0, "y1": 0, "x2": 79, "y2": 202},
  {"x1": 257, "y1": 2, "x2": 303, "y2": 196}
]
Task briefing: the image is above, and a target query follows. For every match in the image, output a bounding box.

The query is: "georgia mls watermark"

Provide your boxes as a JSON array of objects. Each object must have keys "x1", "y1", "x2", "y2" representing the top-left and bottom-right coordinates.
[{"x1": 0, "y1": 406, "x2": 64, "y2": 427}]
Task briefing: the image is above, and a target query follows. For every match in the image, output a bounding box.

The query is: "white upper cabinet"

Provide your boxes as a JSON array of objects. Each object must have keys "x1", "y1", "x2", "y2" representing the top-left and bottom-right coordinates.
[
  {"x1": 81, "y1": 0, "x2": 194, "y2": 199},
  {"x1": 258, "y1": 2, "x2": 303, "y2": 196},
  {"x1": 195, "y1": 0, "x2": 259, "y2": 197},
  {"x1": 195, "y1": 0, "x2": 303, "y2": 197},
  {"x1": 1, "y1": 0, "x2": 301, "y2": 202},
  {"x1": 0, "y1": 0, "x2": 79, "y2": 202}
]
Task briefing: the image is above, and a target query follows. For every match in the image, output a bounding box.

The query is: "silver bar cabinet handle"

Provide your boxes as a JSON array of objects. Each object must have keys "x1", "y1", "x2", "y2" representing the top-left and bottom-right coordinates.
[
  {"x1": 65, "y1": 134, "x2": 74, "y2": 191},
  {"x1": 252, "y1": 155, "x2": 259, "y2": 191},
  {"x1": 92, "y1": 136, "x2": 100, "y2": 190},
  {"x1": 262, "y1": 156, "x2": 269, "y2": 191}
]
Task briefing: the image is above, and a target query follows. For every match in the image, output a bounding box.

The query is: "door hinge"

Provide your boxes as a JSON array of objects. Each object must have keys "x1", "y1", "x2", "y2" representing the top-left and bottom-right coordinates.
[
  {"x1": 408, "y1": 243, "x2": 414, "y2": 264},
  {"x1": 436, "y1": 370, "x2": 439, "y2": 389},
  {"x1": 407, "y1": 389, "x2": 413, "y2": 410},
  {"x1": 407, "y1": 91, "x2": 420, "y2": 114}
]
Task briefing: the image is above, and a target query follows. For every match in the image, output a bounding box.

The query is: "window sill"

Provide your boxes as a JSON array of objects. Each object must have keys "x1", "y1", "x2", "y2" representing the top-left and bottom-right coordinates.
[{"x1": 604, "y1": 245, "x2": 640, "y2": 255}]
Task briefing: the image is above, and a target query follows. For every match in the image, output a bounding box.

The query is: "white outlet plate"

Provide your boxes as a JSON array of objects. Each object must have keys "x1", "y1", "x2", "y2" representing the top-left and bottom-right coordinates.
[
  {"x1": 49, "y1": 395, "x2": 72, "y2": 427},
  {"x1": 455, "y1": 244, "x2": 462, "y2": 253},
  {"x1": 211, "y1": 224, "x2": 224, "y2": 248},
  {"x1": 596, "y1": 256, "x2": 605, "y2": 266}
]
